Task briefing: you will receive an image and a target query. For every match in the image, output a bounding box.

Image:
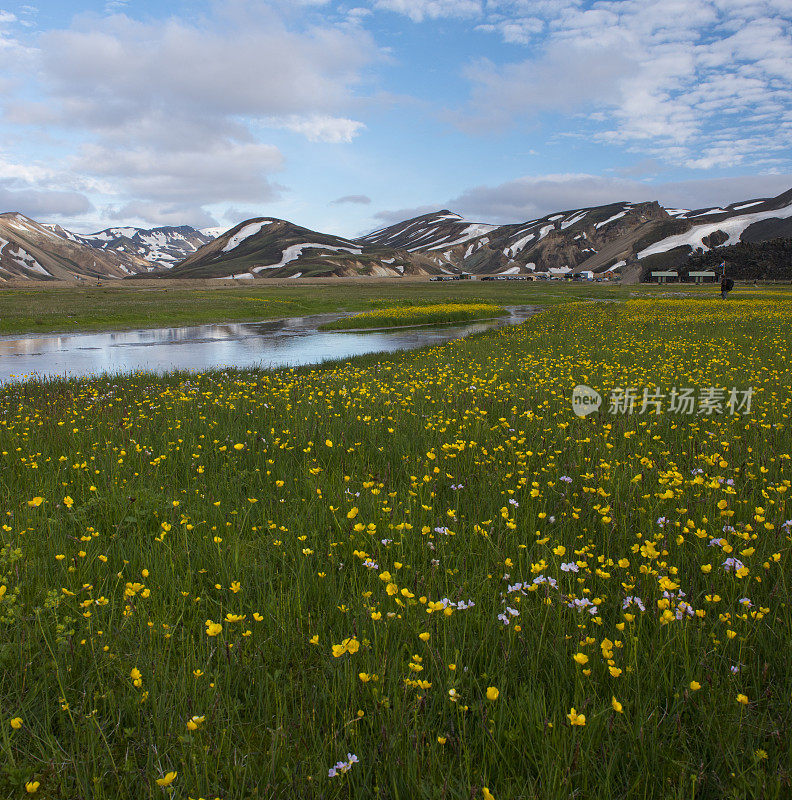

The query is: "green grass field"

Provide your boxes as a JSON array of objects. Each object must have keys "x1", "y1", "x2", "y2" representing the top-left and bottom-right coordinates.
[
  {"x1": 1, "y1": 280, "x2": 639, "y2": 336},
  {"x1": 1, "y1": 291, "x2": 791, "y2": 799}
]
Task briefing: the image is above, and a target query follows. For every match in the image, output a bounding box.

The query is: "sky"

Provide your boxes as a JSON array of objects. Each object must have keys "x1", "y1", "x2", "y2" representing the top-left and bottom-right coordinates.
[{"x1": 1, "y1": 0, "x2": 791, "y2": 237}]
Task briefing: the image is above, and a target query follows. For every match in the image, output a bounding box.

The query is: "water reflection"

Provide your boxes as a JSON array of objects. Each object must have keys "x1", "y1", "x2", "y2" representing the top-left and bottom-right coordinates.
[{"x1": 0, "y1": 307, "x2": 540, "y2": 384}]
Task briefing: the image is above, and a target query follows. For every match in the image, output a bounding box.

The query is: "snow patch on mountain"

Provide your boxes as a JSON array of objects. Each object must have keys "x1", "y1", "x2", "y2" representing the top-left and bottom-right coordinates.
[
  {"x1": 687, "y1": 208, "x2": 725, "y2": 218},
  {"x1": 505, "y1": 232, "x2": 536, "y2": 258},
  {"x1": 251, "y1": 242, "x2": 361, "y2": 272},
  {"x1": 424, "y1": 223, "x2": 497, "y2": 251},
  {"x1": 638, "y1": 202, "x2": 792, "y2": 259},
  {"x1": 595, "y1": 210, "x2": 628, "y2": 229},
  {"x1": 10, "y1": 247, "x2": 49, "y2": 276},
  {"x1": 561, "y1": 211, "x2": 588, "y2": 229},
  {"x1": 222, "y1": 221, "x2": 275, "y2": 253},
  {"x1": 200, "y1": 226, "x2": 230, "y2": 239}
]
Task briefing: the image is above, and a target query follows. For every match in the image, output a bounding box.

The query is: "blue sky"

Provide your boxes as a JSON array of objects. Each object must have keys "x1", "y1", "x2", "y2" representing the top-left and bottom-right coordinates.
[{"x1": 1, "y1": 0, "x2": 791, "y2": 237}]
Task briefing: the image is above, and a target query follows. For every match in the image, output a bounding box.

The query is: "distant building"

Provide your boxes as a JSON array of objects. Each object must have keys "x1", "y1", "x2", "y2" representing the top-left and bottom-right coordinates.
[
  {"x1": 688, "y1": 270, "x2": 716, "y2": 284},
  {"x1": 650, "y1": 270, "x2": 679, "y2": 284}
]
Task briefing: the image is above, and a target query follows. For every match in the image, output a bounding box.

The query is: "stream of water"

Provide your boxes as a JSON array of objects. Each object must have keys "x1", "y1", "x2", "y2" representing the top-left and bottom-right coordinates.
[{"x1": 0, "y1": 306, "x2": 540, "y2": 384}]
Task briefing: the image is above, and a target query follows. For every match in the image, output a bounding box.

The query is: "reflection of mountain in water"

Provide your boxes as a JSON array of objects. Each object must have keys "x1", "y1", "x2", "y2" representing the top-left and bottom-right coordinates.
[{"x1": 0, "y1": 307, "x2": 540, "y2": 384}]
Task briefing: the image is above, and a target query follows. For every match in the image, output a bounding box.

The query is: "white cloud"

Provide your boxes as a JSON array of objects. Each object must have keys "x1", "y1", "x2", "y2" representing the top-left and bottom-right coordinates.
[
  {"x1": 373, "y1": 0, "x2": 482, "y2": 22},
  {"x1": 266, "y1": 115, "x2": 366, "y2": 143},
  {"x1": 0, "y1": 155, "x2": 54, "y2": 185},
  {"x1": 452, "y1": 43, "x2": 633, "y2": 132},
  {"x1": 0, "y1": 155, "x2": 98, "y2": 217},
  {"x1": 0, "y1": 10, "x2": 34, "y2": 69},
  {"x1": 0, "y1": 182, "x2": 93, "y2": 217},
  {"x1": 71, "y1": 141, "x2": 284, "y2": 225},
  {"x1": 39, "y1": 13, "x2": 377, "y2": 121},
  {"x1": 3, "y1": 5, "x2": 380, "y2": 226},
  {"x1": 454, "y1": 0, "x2": 792, "y2": 169},
  {"x1": 105, "y1": 201, "x2": 219, "y2": 229},
  {"x1": 331, "y1": 194, "x2": 372, "y2": 204}
]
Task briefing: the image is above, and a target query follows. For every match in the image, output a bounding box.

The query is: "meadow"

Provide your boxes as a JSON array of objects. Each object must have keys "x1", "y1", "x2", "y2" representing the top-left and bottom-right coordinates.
[
  {"x1": 1, "y1": 292, "x2": 791, "y2": 799},
  {"x1": 0, "y1": 280, "x2": 627, "y2": 336}
]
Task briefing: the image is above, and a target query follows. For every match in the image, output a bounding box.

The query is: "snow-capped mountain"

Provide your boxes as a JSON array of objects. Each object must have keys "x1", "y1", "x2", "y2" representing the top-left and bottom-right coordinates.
[
  {"x1": 625, "y1": 189, "x2": 792, "y2": 277},
  {"x1": 368, "y1": 202, "x2": 669, "y2": 277},
  {"x1": 166, "y1": 188, "x2": 792, "y2": 281},
  {"x1": 171, "y1": 217, "x2": 406, "y2": 279},
  {"x1": 4, "y1": 185, "x2": 792, "y2": 281},
  {"x1": 43, "y1": 224, "x2": 212, "y2": 267},
  {"x1": 0, "y1": 213, "x2": 154, "y2": 281}
]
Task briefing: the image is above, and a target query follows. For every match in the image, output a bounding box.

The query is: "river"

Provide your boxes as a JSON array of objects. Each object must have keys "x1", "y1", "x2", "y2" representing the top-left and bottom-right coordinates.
[{"x1": 0, "y1": 306, "x2": 540, "y2": 384}]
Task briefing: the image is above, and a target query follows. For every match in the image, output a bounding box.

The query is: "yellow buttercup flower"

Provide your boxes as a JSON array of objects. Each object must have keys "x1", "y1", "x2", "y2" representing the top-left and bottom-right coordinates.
[
  {"x1": 331, "y1": 637, "x2": 360, "y2": 657},
  {"x1": 567, "y1": 708, "x2": 586, "y2": 726},
  {"x1": 155, "y1": 771, "x2": 177, "y2": 787}
]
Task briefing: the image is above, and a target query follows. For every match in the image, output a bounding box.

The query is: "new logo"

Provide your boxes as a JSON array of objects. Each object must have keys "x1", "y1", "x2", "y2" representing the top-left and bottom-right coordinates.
[{"x1": 571, "y1": 384, "x2": 602, "y2": 417}]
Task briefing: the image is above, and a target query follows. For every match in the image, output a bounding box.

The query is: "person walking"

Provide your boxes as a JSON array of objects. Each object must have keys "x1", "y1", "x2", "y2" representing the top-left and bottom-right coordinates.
[{"x1": 720, "y1": 262, "x2": 734, "y2": 299}]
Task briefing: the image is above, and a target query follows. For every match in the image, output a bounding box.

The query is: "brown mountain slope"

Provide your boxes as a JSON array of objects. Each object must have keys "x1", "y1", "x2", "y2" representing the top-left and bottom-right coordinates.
[{"x1": 0, "y1": 213, "x2": 152, "y2": 281}]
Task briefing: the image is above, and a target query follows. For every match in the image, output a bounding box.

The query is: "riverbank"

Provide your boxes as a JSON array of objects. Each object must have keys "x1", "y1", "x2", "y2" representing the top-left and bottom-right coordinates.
[{"x1": 0, "y1": 307, "x2": 541, "y2": 384}]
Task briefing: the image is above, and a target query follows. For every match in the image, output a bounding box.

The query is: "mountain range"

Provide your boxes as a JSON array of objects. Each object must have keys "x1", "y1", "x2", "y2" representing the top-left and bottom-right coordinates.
[{"x1": 2, "y1": 186, "x2": 791, "y2": 282}]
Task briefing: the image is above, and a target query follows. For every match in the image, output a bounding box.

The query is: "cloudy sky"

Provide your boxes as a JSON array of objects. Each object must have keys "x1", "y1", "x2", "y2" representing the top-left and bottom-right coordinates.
[{"x1": 1, "y1": 0, "x2": 791, "y2": 236}]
